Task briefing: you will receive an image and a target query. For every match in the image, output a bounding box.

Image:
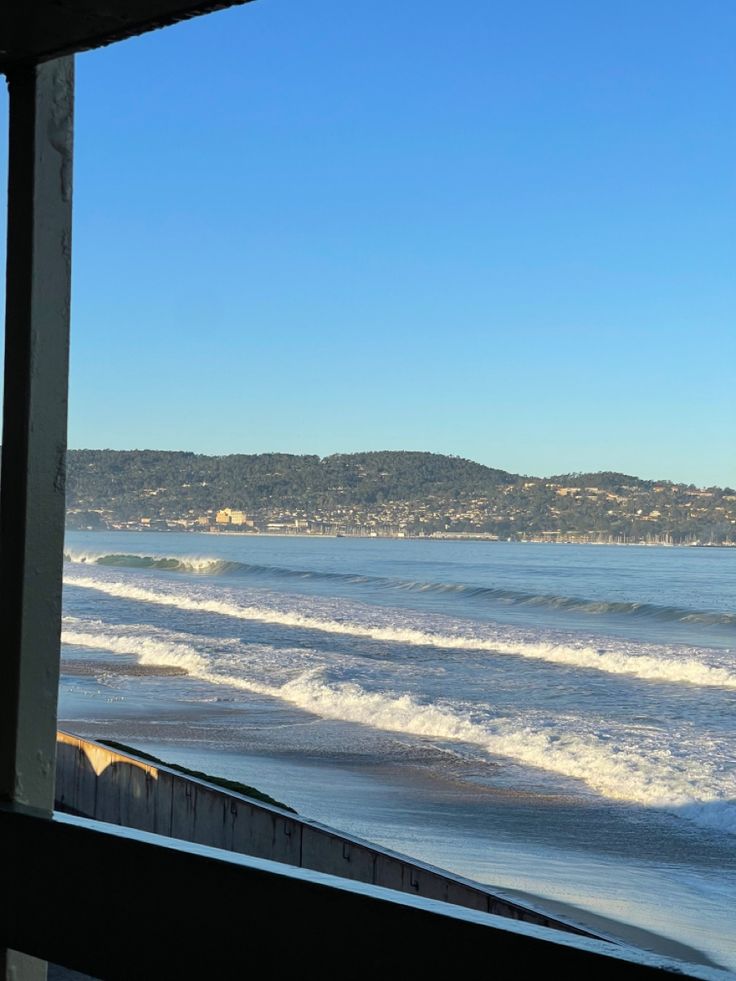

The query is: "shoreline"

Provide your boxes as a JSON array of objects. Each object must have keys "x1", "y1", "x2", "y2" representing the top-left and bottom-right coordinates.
[
  {"x1": 499, "y1": 888, "x2": 723, "y2": 969},
  {"x1": 67, "y1": 527, "x2": 735, "y2": 548},
  {"x1": 56, "y1": 717, "x2": 728, "y2": 973}
]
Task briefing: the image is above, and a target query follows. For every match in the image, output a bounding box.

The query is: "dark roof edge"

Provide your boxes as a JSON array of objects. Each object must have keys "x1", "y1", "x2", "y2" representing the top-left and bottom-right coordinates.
[{"x1": 0, "y1": 0, "x2": 254, "y2": 72}]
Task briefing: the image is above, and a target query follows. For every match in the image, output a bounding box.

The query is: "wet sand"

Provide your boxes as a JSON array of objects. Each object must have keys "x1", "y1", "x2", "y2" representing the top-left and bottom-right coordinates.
[
  {"x1": 62, "y1": 658, "x2": 189, "y2": 677},
  {"x1": 500, "y1": 888, "x2": 721, "y2": 968}
]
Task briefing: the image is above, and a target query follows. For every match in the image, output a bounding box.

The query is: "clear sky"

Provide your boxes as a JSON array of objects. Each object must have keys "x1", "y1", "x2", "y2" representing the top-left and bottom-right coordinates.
[{"x1": 1, "y1": 0, "x2": 734, "y2": 485}]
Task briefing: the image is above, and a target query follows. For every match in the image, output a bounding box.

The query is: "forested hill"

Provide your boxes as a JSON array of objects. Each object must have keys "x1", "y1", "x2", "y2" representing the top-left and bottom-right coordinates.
[
  {"x1": 67, "y1": 450, "x2": 515, "y2": 512},
  {"x1": 65, "y1": 449, "x2": 736, "y2": 544}
]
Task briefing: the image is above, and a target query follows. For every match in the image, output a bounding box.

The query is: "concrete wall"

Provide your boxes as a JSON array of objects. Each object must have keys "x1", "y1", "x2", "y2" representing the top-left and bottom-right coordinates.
[{"x1": 55, "y1": 730, "x2": 600, "y2": 940}]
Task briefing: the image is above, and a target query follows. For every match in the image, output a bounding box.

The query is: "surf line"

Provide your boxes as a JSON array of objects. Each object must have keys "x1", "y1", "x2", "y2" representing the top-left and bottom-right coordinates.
[{"x1": 63, "y1": 574, "x2": 736, "y2": 691}]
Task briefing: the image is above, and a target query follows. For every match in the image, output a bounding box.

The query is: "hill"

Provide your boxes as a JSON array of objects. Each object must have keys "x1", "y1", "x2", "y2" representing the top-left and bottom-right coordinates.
[
  {"x1": 67, "y1": 450, "x2": 514, "y2": 514},
  {"x1": 65, "y1": 450, "x2": 736, "y2": 544}
]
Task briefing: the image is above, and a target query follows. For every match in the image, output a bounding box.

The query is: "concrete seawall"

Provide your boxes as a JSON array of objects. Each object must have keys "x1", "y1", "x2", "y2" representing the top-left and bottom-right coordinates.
[{"x1": 55, "y1": 730, "x2": 601, "y2": 940}]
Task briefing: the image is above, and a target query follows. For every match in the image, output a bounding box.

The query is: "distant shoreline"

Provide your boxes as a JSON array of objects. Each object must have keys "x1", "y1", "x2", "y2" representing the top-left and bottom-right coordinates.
[{"x1": 66, "y1": 527, "x2": 736, "y2": 548}]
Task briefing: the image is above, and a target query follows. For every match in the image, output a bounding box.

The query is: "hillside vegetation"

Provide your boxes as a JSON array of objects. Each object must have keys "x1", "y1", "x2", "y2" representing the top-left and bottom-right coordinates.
[{"x1": 66, "y1": 450, "x2": 736, "y2": 544}]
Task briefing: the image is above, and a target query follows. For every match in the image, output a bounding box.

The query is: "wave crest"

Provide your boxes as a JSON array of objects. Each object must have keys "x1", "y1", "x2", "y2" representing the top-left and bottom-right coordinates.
[
  {"x1": 61, "y1": 621, "x2": 736, "y2": 835},
  {"x1": 64, "y1": 550, "x2": 234, "y2": 574},
  {"x1": 63, "y1": 550, "x2": 736, "y2": 627},
  {"x1": 64, "y1": 574, "x2": 736, "y2": 690}
]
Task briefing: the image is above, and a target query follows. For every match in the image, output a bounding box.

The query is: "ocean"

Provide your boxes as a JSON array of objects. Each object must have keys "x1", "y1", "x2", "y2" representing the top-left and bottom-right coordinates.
[{"x1": 60, "y1": 532, "x2": 736, "y2": 970}]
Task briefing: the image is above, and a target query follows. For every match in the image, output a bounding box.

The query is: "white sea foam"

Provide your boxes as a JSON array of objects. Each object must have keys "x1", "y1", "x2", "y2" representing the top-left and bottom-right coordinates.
[
  {"x1": 64, "y1": 574, "x2": 736, "y2": 690},
  {"x1": 61, "y1": 619, "x2": 736, "y2": 835},
  {"x1": 62, "y1": 628, "x2": 208, "y2": 674},
  {"x1": 274, "y1": 674, "x2": 736, "y2": 821},
  {"x1": 61, "y1": 619, "x2": 319, "y2": 682}
]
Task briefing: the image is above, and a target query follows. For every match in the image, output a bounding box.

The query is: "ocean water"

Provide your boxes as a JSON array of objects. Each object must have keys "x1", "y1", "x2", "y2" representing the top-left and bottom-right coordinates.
[{"x1": 60, "y1": 532, "x2": 736, "y2": 970}]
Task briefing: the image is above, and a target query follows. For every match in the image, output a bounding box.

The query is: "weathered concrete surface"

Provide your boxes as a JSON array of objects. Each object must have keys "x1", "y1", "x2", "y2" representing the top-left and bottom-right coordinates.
[{"x1": 55, "y1": 730, "x2": 604, "y2": 940}]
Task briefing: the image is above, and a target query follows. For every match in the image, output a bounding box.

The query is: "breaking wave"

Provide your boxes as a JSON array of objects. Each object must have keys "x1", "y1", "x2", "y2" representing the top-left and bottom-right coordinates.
[
  {"x1": 61, "y1": 621, "x2": 736, "y2": 835},
  {"x1": 62, "y1": 627, "x2": 208, "y2": 674},
  {"x1": 64, "y1": 550, "x2": 235, "y2": 574},
  {"x1": 63, "y1": 550, "x2": 736, "y2": 627},
  {"x1": 64, "y1": 575, "x2": 736, "y2": 689}
]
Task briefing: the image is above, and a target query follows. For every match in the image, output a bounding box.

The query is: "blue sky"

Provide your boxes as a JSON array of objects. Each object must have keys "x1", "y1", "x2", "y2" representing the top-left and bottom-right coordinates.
[{"x1": 2, "y1": 0, "x2": 735, "y2": 485}]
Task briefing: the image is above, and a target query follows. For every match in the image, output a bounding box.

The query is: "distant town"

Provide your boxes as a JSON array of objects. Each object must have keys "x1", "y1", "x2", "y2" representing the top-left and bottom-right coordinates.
[{"x1": 64, "y1": 450, "x2": 736, "y2": 546}]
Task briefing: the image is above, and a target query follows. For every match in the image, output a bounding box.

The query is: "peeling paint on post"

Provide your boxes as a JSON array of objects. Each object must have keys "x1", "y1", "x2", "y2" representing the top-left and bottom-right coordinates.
[
  {"x1": 0, "y1": 56, "x2": 74, "y2": 981},
  {"x1": 0, "y1": 55, "x2": 74, "y2": 811}
]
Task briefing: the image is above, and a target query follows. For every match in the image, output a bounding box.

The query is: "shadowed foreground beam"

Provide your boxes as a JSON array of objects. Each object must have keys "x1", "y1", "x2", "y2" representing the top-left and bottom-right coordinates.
[{"x1": 0, "y1": 809, "x2": 713, "y2": 980}]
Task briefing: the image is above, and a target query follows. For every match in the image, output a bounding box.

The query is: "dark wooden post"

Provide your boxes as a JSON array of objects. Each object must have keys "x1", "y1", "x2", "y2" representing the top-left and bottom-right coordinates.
[{"x1": 0, "y1": 55, "x2": 74, "y2": 981}]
